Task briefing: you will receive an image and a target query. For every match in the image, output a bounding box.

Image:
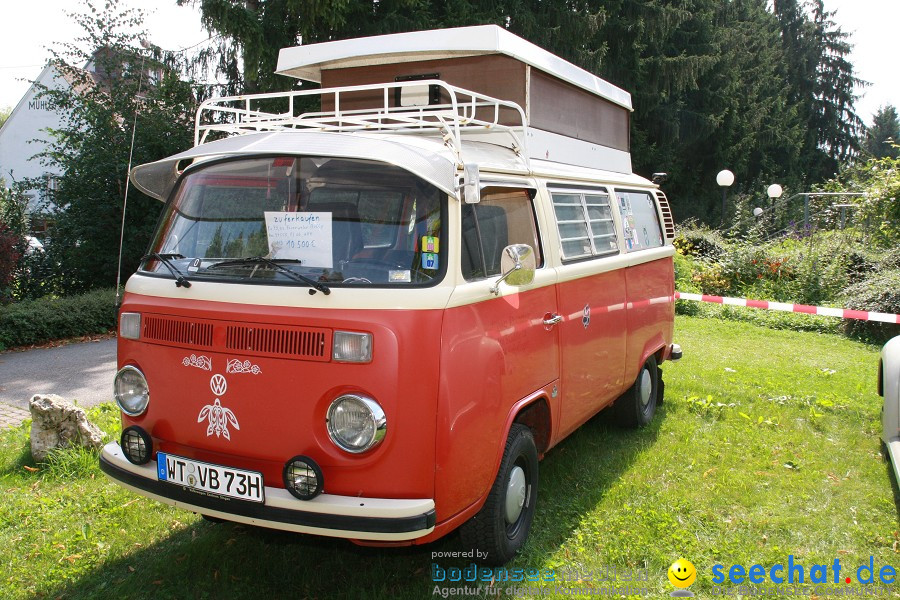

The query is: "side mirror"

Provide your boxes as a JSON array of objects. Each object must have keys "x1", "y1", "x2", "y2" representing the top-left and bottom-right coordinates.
[
  {"x1": 490, "y1": 244, "x2": 536, "y2": 295},
  {"x1": 461, "y1": 163, "x2": 480, "y2": 204}
]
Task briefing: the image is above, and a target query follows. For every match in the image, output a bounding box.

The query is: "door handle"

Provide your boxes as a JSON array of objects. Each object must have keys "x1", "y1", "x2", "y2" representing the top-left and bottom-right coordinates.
[{"x1": 543, "y1": 314, "x2": 563, "y2": 327}]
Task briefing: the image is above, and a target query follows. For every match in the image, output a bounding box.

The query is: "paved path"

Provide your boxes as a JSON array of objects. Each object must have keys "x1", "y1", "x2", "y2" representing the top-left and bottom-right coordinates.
[{"x1": 0, "y1": 338, "x2": 117, "y2": 428}]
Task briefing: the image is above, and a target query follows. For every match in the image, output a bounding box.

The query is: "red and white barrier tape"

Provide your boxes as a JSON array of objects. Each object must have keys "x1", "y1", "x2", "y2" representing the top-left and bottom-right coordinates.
[{"x1": 674, "y1": 291, "x2": 900, "y2": 324}]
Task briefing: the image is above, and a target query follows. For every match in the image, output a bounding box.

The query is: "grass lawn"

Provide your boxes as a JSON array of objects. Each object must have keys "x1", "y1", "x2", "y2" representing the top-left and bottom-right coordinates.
[{"x1": 0, "y1": 315, "x2": 893, "y2": 599}]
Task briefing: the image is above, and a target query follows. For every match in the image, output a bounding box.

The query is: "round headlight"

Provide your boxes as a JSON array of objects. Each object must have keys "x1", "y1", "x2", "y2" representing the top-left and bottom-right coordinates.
[
  {"x1": 326, "y1": 394, "x2": 386, "y2": 454},
  {"x1": 114, "y1": 366, "x2": 150, "y2": 416},
  {"x1": 283, "y1": 455, "x2": 323, "y2": 500},
  {"x1": 121, "y1": 426, "x2": 153, "y2": 465}
]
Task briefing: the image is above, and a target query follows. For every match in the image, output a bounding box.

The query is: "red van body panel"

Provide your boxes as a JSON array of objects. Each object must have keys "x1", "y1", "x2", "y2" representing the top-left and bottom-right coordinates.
[
  {"x1": 436, "y1": 284, "x2": 560, "y2": 521},
  {"x1": 624, "y1": 256, "x2": 676, "y2": 381},
  {"x1": 555, "y1": 268, "x2": 627, "y2": 439},
  {"x1": 118, "y1": 293, "x2": 441, "y2": 500}
]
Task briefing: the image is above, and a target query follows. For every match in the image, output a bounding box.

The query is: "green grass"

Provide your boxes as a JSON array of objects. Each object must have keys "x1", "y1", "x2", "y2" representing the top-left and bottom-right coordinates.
[{"x1": 0, "y1": 316, "x2": 892, "y2": 599}]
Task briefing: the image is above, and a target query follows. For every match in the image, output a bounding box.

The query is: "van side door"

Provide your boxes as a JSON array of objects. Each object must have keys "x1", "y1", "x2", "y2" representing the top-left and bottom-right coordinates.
[{"x1": 549, "y1": 186, "x2": 628, "y2": 437}]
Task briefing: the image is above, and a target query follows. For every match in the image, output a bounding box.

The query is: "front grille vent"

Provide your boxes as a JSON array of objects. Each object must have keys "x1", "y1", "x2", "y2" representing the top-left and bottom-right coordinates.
[
  {"x1": 143, "y1": 315, "x2": 213, "y2": 347},
  {"x1": 225, "y1": 324, "x2": 330, "y2": 361}
]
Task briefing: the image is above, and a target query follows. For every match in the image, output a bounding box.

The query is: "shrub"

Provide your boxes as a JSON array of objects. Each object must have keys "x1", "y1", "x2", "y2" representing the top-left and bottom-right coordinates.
[
  {"x1": 0, "y1": 222, "x2": 22, "y2": 299},
  {"x1": 0, "y1": 288, "x2": 116, "y2": 350},
  {"x1": 674, "y1": 223, "x2": 729, "y2": 260},
  {"x1": 840, "y1": 269, "x2": 900, "y2": 344},
  {"x1": 673, "y1": 253, "x2": 701, "y2": 315}
]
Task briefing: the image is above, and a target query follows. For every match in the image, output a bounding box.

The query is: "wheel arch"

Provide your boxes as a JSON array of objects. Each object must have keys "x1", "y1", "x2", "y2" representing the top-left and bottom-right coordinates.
[{"x1": 511, "y1": 395, "x2": 552, "y2": 456}]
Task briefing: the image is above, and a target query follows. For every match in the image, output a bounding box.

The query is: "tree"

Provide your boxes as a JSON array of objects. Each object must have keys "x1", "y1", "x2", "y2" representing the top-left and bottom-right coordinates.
[
  {"x1": 0, "y1": 179, "x2": 29, "y2": 302},
  {"x1": 0, "y1": 106, "x2": 11, "y2": 129},
  {"x1": 774, "y1": 0, "x2": 865, "y2": 182},
  {"x1": 181, "y1": 0, "x2": 866, "y2": 225},
  {"x1": 35, "y1": 0, "x2": 198, "y2": 294},
  {"x1": 863, "y1": 105, "x2": 900, "y2": 159}
]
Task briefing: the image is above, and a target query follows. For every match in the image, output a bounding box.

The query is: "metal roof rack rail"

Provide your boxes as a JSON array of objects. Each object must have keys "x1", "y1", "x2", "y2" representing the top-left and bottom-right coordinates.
[{"x1": 194, "y1": 80, "x2": 529, "y2": 168}]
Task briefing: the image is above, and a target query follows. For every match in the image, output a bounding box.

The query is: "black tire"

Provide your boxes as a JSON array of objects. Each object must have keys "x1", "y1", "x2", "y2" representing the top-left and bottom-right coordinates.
[
  {"x1": 460, "y1": 423, "x2": 538, "y2": 565},
  {"x1": 613, "y1": 355, "x2": 659, "y2": 427}
]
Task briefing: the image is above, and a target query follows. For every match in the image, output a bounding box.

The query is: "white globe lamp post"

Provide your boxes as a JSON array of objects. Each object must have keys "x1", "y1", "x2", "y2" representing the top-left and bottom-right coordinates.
[{"x1": 717, "y1": 169, "x2": 735, "y2": 222}]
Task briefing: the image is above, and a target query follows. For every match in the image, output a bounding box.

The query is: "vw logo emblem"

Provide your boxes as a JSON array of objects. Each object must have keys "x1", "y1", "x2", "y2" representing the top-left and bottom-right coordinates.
[{"x1": 210, "y1": 374, "x2": 228, "y2": 396}]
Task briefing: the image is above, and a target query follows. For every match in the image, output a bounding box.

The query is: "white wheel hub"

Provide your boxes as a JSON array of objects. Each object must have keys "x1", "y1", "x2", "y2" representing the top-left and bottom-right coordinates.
[
  {"x1": 505, "y1": 465, "x2": 527, "y2": 524},
  {"x1": 639, "y1": 368, "x2": 653, "y2": 407}
]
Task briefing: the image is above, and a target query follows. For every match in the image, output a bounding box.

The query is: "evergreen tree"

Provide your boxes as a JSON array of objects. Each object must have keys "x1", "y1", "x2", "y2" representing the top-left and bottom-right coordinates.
[
  {"x1": 774, "y1": 0, "x2": 865, "y2": 182},
  {"x1": 863, "y1": 105, "x2": 900, "y2": 159},
  {"x1": 180, "y1": 0, "x2": 866, "y2": 225}
]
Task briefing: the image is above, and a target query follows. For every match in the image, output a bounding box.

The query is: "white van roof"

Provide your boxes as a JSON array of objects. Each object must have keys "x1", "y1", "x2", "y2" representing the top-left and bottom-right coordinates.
[{"x1": 275, "y1": 25, "x2": 632, "y2": 111}]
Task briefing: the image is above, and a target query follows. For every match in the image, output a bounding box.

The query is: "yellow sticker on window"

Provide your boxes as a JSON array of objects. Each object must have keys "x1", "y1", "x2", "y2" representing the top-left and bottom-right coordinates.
[{"x1": 421, "y1": 236, "x2": 439, "y2": 253}]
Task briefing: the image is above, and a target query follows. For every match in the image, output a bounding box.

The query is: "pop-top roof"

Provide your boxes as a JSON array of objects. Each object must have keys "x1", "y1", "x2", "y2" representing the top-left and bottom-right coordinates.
[{"x1": 275, "y1": 25, "x2": 632, "y2": 111}]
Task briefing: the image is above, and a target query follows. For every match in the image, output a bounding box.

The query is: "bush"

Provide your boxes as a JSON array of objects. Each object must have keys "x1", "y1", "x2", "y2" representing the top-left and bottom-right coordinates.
[
  {"x1": 673, "y1": 253, "x2": 702, "y2": 316},
  {"x1": 673, "y1": 223, "x2": 729, "y2": 261},
  {"x1": 0, "y1": 288, "x2": 116, "y2": 350},
  {"x1": 840, "y1": 269, "x2": 900, "y2": 344}
]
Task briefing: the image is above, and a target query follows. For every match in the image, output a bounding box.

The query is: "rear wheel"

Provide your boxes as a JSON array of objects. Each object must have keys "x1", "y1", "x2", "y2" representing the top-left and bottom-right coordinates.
[
  {"x1": 613, "y1": 355, "x2": 659, "y2": 427},
  {"x1": 460, "y1": 424, "x2": 538, "y2": 565}
]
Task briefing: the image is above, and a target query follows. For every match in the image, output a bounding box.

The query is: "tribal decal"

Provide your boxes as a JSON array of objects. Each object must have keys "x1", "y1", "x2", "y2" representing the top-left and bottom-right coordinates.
[
  {"x1": 198, "y1": 398, "x2": 239, "y2": 440},
  {"x1": 182, "y1": 354, "x2": 212, "y2": 371},
  {"x1": 226, "y1": 359, "x2": 262, "y2": 375}
]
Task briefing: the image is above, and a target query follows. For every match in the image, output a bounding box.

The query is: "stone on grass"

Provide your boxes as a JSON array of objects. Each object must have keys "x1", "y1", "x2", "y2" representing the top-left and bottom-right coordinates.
[{"x1": 28, "y1": 394, "x2": 105, "y2": 462}]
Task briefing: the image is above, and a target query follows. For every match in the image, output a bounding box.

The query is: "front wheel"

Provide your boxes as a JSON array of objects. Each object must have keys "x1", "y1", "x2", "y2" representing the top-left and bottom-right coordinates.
[{"x1": 460, "y1": 424, "x2": 538, "y2": 565}]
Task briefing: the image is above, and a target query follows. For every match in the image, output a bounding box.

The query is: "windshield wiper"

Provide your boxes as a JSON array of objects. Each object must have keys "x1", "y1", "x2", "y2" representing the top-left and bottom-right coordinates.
[
  {"x1": 205, "y1": 257, "x2": 331, "y2": 295},
  {"x1": 141, "y1": 253, "x2": 191, "y2": 288}
]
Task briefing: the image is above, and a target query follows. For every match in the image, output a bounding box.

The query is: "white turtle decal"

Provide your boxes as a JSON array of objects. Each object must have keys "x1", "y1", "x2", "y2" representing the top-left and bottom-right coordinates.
[
  {"x1": 198, "y1": 374, "x2": 239, "y2": 440},
  {"x1": 198, "y1": 398, "x2": 240, "y2": 440}
]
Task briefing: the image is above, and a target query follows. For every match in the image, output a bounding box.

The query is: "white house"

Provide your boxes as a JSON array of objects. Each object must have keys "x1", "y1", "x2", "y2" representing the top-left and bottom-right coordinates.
[
  {"x1": 0, "y1": 63, "x2": 71, "y2": 218},
  {"x1": 0, "y1": 50, "x2": 162, "y2": 228}
]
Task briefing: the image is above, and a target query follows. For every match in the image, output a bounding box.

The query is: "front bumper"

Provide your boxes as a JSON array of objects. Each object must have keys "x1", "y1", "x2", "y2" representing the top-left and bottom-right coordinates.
[{"x1": 99, "y1": 442, "x2": 436, "y2": 541}]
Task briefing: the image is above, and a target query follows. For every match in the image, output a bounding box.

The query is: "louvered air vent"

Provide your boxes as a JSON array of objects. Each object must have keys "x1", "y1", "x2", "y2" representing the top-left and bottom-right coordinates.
[
  {"x1": 225, "y1": 324, "x2": 331, "y2": 361},
  {"x1": 143, "y1": 315, "x2": 214, "y2": 347},
  {"x1": 655, "y1": 190, "x2": 676, "y2": 242}
]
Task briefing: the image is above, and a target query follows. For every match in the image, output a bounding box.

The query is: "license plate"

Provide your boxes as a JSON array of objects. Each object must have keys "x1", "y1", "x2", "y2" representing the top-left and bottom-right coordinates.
[{"x1": 157, "y1": 452, "x2": 265, "y2": 503}]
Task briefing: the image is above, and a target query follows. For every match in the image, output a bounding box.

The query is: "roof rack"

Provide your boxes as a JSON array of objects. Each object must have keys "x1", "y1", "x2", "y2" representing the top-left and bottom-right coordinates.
[{"x1": 194, "y1": 80, "x2": 529, "y2": 167}]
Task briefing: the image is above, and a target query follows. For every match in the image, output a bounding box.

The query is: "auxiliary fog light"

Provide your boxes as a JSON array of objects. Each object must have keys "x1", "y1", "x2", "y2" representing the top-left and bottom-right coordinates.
[
  {"x1": 121, "y1": 426, "x2": 153, "y2": 465},
  {"x1": 283, "y1": 455, "x2": 323, "y2": 500},
  {"x1": 114, "y1": 365, "x2": 150, "y2": 416},
  {"x1": 326, "y1": 394, "x2": 386, "y2": 453}
]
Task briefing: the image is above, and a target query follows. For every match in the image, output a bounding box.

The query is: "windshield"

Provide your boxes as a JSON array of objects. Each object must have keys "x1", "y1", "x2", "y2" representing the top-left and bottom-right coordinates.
[{"x1": 143, "y1": 156, "x2": 446, "y2": 287}]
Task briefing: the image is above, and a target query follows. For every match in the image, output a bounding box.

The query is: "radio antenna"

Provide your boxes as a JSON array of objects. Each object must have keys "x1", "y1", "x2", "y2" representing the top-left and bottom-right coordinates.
[{"x1": 115, "y1": 39, "x2": 151, "y2": 311}]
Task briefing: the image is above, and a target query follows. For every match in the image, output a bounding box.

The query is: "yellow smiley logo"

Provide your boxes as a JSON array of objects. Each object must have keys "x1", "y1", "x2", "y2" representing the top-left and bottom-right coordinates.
[{"x1": 668, "y1": 558, "x2": 697, "y2": 588}]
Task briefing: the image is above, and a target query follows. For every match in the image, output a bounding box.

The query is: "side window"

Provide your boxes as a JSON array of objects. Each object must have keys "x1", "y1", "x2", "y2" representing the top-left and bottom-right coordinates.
[
  {"x1": 551, "y1": 189, "x2": 618, "y2": 261},
  {"x1": 616, "y1": 190, "x2": 664, "y2": 252},
  {"x1": 461, "y1": 188, "x2": 543, "y2": 281}
]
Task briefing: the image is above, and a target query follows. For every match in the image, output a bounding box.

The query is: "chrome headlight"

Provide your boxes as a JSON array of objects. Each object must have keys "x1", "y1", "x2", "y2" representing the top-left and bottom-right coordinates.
[
  {"x1": 114, "y1": 365, "x2": 150, "y2": 416},
  {"x1": 326, "y1": 394, "x2": 386, "y2": 453}
]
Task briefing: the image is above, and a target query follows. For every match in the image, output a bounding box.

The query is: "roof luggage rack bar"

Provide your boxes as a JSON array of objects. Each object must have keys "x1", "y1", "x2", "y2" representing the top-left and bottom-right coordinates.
[{"x1": 194, "y1": 80, "x2": 529, "y2": 167}]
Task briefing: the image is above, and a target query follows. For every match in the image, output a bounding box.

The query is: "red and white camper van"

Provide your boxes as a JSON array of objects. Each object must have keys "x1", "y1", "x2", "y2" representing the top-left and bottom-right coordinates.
[{"x1": 100, "y1": 25, "x2": 681, "y2": 565}]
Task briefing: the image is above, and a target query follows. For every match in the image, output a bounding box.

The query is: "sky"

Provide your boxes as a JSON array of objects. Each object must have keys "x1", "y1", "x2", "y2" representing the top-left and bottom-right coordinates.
[{"x1": 0, "y1": 1, "x2": 896, "y2": 125}]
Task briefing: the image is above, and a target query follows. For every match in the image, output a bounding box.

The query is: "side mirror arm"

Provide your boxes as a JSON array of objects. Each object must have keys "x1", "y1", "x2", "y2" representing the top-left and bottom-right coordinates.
[{"x1": 489, "y1": 263, "x2": 522, "y2": 296}]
